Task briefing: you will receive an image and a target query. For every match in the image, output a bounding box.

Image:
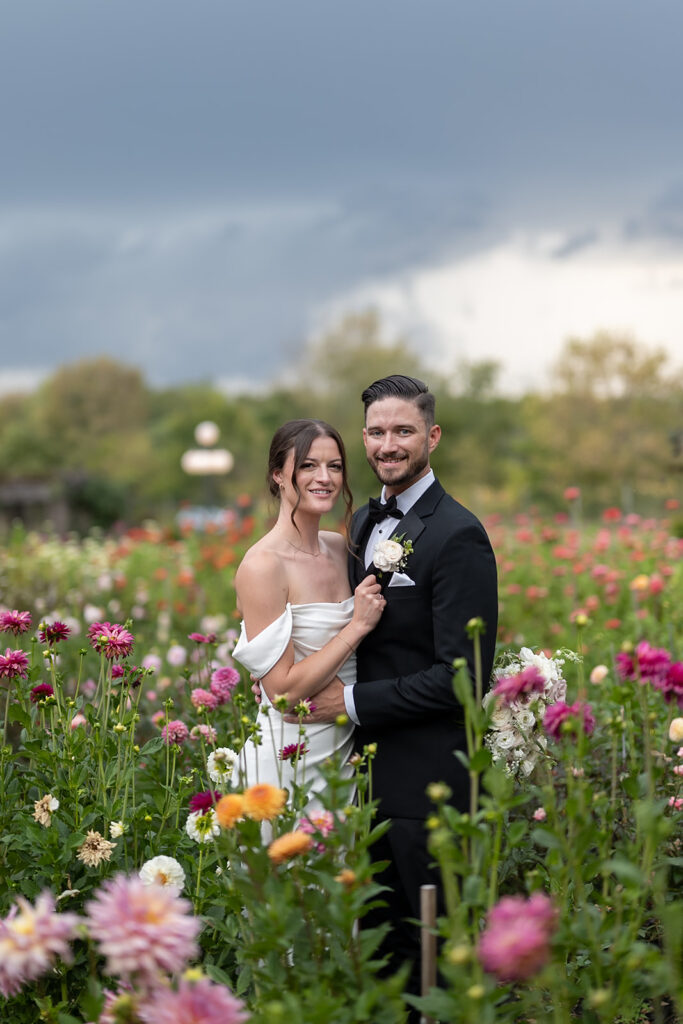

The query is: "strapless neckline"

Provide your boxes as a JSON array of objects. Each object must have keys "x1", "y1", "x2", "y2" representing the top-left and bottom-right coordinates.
[{"x1": 290, "y1": 595, "x2": 354, "y2": 609}]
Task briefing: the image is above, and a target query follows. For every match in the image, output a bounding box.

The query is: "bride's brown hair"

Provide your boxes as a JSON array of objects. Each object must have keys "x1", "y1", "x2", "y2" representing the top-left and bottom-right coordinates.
[{"x1": 267, "y1": 420, "x2": 354, "y2": 542}]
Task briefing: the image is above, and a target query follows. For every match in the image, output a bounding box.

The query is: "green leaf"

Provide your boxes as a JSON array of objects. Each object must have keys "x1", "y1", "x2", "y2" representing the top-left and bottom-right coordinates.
[{"x1": 601, "y1": 857, "x2": 645, "y2": 886}]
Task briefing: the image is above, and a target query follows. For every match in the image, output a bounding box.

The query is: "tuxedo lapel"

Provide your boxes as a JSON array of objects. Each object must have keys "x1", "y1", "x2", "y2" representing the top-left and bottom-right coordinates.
[{"x1": 349, "y1": 506, "x2": 371, "y2": 587}]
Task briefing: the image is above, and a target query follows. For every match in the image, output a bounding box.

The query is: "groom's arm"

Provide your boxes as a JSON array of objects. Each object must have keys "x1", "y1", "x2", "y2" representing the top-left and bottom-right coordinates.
[{"x1": 352, "y1": 522, "x2": 498, "y2": 728}]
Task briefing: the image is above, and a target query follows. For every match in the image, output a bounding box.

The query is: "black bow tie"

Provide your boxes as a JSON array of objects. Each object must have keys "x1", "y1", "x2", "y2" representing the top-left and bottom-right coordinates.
[{"x1": 367, "y1": 494, "x2": 404, "y2": 525}]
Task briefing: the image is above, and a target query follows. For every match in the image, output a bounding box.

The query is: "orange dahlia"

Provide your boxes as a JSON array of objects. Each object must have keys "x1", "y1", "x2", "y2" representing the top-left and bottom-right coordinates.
[
  {"x1": 215, "y1": 794, "x2": 245, "y2": 829},
  {"x1": 242, "y1": 784, "x2": 287, "y2": 822},
  {"x1": 267, "y1": 830, "x2": 312, "y2": 865}
]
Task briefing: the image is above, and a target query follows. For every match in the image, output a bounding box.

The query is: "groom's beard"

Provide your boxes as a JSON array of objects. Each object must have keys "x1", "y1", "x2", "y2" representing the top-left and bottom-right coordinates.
[{"x1": 366, "y1": 442, "x2": 430, "y2": 490}]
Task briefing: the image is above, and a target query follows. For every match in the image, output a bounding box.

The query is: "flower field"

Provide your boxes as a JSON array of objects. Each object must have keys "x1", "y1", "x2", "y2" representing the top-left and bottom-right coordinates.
[{"x1": 1, "y1": 501, "x2": 682, "y2": 1023}]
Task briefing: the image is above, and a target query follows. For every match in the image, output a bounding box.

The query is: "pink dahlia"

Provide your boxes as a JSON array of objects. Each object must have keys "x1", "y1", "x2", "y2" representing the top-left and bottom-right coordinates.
[
  {"x1": 88, "y1": 621, "x2": 135, "y2": 660},
  {"x1": 210, "y1": 666, "x2": 240, "y2": 703},
  {"x1": 84, "y1": 874, "x2": 200, "y2": 982},
  {"x1": 190, "y1": 723, "x2": 217, "y2": 744},
  {"x1": 0, "y1": 648, "x2": 29, "y2": 680},
  {"x1": 111, "y1": 664, "x2": 125, "y2": 680},
  {"x1": 138, "y1": 975, "x2": 248, "y2": 1024},
  {"x1": 656, "y1": 661, "x2": 683, "y2": 710},
  {"x1": 161, "y1": 720, "x2": 189, "y2": 745},
  {"x1": 280, "y1": 742, "x2": 308, "y2": 761},
  {"x1": 478, "y1": 892, "x2": 557, "y2": 981},
  {"x1": 299, "y1": 810, "x2": 335, "y2": 852},
  {"x1": 30, "y1": 682, "x2": 55, "y2": 703},
  {"x1": 38, "y1": 621, "x2": 71, "y2": 645},
  {"x1": 188, "y1": 632, "x2": 217, "y2": 644},
  {"x1": 0, "y1": 610, "x2": 32, "y2": 635},
  {"x1": 190, "y1": 688, "x2": 218, "y2": 712},
  {"x1": 543, "y1": 700, "x2": 595, "y2": 741},
  {"x1": 0, "y1": 891, "x2": 80, "y2": 998},
  {"x1": 188, "y1": 790, "x2": 221, "y2": 814},
  {"x1": 493, "y1": 666, "x2": 546, "y2": 705}
]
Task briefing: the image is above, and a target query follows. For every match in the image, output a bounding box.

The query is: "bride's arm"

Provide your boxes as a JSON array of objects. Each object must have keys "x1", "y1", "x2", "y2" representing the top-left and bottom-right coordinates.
[{"x1": 235, "y1": 550, "x2": 384, "y2": 706}]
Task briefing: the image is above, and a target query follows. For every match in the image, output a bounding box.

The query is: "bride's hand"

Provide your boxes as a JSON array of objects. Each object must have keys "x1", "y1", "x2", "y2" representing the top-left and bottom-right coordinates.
[{"x1": 352, "y1": 574, "x2": 386, "y2": 632}]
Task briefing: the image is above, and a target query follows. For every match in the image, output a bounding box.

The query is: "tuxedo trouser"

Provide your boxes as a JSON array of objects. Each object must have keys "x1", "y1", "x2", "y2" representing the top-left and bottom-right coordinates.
[{"x1": 363, "y1": 815, "x2": 445, "y2": 1023}]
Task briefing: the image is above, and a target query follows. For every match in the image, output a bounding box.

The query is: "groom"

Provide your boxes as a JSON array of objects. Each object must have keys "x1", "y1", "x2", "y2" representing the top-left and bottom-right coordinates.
[{"x1": 304, "y1": 374, "x2": 498, "y2": 1014}]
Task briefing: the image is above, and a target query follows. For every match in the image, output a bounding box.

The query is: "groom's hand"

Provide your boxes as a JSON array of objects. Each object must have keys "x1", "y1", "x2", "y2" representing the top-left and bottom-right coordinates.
[{"x1": 283, "y1": 678, "x2": 347, "y2": 723}]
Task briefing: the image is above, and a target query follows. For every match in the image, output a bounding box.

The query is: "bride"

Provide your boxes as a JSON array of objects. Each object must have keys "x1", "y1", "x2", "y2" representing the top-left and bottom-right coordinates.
[{"x1": 232, "y1": 419, "x2": 385, "y2": 816}]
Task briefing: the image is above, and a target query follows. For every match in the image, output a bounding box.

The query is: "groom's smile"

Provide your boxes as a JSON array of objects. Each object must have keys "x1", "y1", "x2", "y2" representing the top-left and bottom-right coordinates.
[{"x1": 363, "y1": 397, "x2": 441, "y2": 496}]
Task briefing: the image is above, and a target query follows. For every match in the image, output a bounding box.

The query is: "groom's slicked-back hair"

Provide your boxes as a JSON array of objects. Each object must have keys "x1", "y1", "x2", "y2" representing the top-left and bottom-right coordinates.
[{"x1": 361, "y1": 374, "x2": 435, "y2": 427}]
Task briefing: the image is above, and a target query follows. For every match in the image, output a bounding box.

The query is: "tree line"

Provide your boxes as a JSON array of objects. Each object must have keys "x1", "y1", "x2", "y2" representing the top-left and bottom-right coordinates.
[{"x1": 0, "y1": 312, "x2": 681, "y2": 529}]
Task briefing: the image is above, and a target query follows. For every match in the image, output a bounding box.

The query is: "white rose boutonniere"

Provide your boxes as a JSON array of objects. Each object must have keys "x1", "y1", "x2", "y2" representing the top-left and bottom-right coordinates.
[{"x1": 372, "y1": 534, "x2": 414, "y2": 574}]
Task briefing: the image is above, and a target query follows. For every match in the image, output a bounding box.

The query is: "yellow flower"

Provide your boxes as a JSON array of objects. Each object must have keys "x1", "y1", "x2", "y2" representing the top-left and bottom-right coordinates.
[
  {"x1": 243, "y1": 783, "x2": 287, "y2": 821},
  {"x1": 630, "y1": 574, "x2": 650, "y2": 593},
  {"x1": 268, "y1": 830, "x2": 312, "y2": 865},
  {"x1": 215, "y1": 793, "x2": 245, "y2": 829}
]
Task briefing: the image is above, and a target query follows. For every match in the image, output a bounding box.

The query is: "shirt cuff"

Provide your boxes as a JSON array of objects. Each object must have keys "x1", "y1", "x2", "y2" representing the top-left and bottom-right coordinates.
[{"x1": 343, "y1": 683, "x2": 360, "y2": 726}]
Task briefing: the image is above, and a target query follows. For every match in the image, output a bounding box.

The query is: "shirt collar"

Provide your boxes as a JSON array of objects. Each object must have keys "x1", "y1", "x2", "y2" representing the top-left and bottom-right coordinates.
[{"x1": 380, "y1": 469, "x2": 435, "y2": 515}]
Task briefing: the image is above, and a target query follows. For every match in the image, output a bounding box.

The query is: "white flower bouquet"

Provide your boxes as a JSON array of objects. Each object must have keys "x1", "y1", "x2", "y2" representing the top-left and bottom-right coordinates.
[{"x1": 484, "y1": 647, "x2": 574, "y2": 778}]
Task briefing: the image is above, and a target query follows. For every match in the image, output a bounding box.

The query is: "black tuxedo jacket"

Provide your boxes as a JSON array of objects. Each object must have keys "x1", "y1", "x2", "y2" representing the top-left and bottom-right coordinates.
[{"x1": 348, "y1": 478, "x2": 498, "y2": 819}]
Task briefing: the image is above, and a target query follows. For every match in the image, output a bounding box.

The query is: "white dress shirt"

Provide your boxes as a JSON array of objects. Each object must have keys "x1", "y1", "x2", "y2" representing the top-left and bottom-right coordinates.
[{"x1": 344, "y1": 470, "x2": 435, "y2": 724}]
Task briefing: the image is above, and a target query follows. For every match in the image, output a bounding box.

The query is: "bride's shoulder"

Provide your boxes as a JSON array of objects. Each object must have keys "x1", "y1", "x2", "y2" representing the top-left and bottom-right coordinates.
[
  {"x1": 235, "y1": 543, "x2": 287, "y2": 594},
  {"x1": 321, "y1": 530, "x2": 347, "y2": 555}
]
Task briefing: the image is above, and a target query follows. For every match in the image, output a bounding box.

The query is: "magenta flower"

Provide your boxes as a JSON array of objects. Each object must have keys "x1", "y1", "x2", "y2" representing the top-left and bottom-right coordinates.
[
  {"x1": 0, "y1": 610, "x2": 32, "y2": 635},
  {"x1": 190, "y1": 688, "x2": 218, "y2": 712},
  {"x1": 30, "y1": 683, "x2": 55, "y2": 704},
  {"x1": 210, "y1": 666, "x2": 240, "y2": 704},
  {"x1": 492, "y1": 666, "x2": 546, "y2": 705},
  {"x1": 138, "y1": 975, "x2": 248, "y2": 1024},
  {"x1": 478, "y1": 892, "x2": 557, "y2": 981},
  {"x1": 111, "y1": 664, "x2": 125, "y2": 680},
  {"x1": 543, "y1": 700, "x2": 595, "y2": 741},
  {"x1": 85, "y1": 874, "x2": 200, "y2": 982},
  {"x1": 188, "y1": 790, "x2": 221, "y2": 814},
  {"x1": 617, "y1": 641, "x2": 672, "y2": 686},
  {"x1": 0, "y1": 648, "x2": 29, "y2": 680},
  {"x1": 161, "y1": 720, "x2": 189, "y2": 745},
  {"x1": 88, "y1": 621, "x2": 135, "y2": 660},
  {"x1": 656, "y1": 661, "x2": 683, "y2": 710},
  {"x1": 280, "y1": 742, "x2": 308, "y2": 762},
  {"x1": 0, "y1": 892, "x2": 80, "y2": 998},
  {"x1": 38, "y1": 621, "x2": 71, "y2": 645},
  {"x1": 188, "y1": 632, "x2": 217, "y2": 644}
]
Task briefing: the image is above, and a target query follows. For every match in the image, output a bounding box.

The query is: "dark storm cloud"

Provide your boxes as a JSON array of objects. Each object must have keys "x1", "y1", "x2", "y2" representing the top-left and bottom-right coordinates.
[{"x1": 1, "y1": 0, "x2": 683, "y2": 386}]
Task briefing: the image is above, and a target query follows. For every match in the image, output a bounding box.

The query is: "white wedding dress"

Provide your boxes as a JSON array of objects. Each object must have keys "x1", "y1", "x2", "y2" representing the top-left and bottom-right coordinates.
[{"x1": 232, "y1": 596, "x2": 356, "y2": 816}]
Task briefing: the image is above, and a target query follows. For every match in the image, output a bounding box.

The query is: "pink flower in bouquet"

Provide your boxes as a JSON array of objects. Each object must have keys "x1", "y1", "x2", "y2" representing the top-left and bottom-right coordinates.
[
  {"x1": 38, "y1": 621, "x2": 71, "y2": 645},
  {"x1": 0, "y1": 891, "x2": 80, "y2": 998},
  {"x1": 492, "y1": 665, "x2": 546, "y2": 705},
  {"x1": 188, "y1": 790, "x2": 220, "y2": 815},
  {"x1": 543, "y1": 700, "x2": 595, "y2": 741},
  {"x1": 0, "y1": 648, "x2": 29, "y2": 680},
  {"x1": 0, "y1": 610, "x2": 32, "y2": 635},
  {"x1": 88, "y1": 621, "x2": 135, "y2": 660},
  {"x1": 478, "y1": 892, "x2": 557, "y2": 981},
  {"x1": 138, "y1": 975, "x2": 248, "y2": 1024},
  {"x1": 190, "y1": 688, "x2": 218, "y2": 712},
  {"x1": 210, "y1": 666, "x2": 240, "y2": 703},
  {"x1": 161, "y1": 720, "x2": 189, "y2": 745},
  {"x1": 85, "y1": 874, "x2": 199, "y2": 982}
]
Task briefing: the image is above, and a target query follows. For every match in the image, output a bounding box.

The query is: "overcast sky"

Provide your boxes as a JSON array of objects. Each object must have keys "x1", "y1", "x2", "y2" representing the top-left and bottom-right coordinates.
[{"x1": 2, "y1": 0, "x2": 683, "y2": 395}]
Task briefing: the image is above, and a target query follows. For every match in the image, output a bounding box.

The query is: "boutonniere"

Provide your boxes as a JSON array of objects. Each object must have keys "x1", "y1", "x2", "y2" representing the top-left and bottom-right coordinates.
[{"x1": 373, "y1": 534, "x2": 414, "y2": 575}]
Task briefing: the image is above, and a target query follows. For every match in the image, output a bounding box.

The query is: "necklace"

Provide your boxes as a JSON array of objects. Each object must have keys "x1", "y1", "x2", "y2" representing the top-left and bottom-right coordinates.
[{"x1": 284, "y1": 538, "x2": 321, "y2": 557}]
